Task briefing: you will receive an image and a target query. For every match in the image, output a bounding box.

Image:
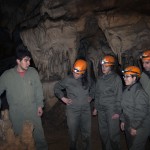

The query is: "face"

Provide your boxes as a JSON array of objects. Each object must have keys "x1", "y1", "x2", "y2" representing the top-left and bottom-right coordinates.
[
  {"x1": 17, "y1": 56, "x2": 31, "y2": 72},
  {"x1": 102, "y1": 65, "x2": 111, "y2": 74},
  {"x1": 142, "y1": 60, "x2": 150, "y2": 71},
  {"x1": 123, "y1": 75, "x2": 136, "y2": 86},
  {"x1": 73, "y1": 72, "x2": 82, "y2": 79}
]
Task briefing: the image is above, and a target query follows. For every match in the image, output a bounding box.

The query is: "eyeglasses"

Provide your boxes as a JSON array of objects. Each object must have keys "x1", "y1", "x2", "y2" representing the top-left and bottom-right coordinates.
[{"x1": 123, "y1": 75, "x2": 132, "y2": 79}]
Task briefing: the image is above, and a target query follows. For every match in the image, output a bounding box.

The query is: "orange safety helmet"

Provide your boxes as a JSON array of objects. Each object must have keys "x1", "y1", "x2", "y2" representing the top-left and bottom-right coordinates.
[
  {"x1": 141, "y1": 50, "x2": 150, "y2": 60},
  {"x1": 123, "y1": 66, "x2": 141, "y2": 77},
  {"x1": 73, "y1": 59, "x2": 87, "y2": 74},
  {"x1": 101, "y1": 55, "x2": 115, "y2": 66}
]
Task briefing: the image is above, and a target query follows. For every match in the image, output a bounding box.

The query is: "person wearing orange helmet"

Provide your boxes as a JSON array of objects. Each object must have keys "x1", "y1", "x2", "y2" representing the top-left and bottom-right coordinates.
[
  {"x1": 54, "y1": 59, "x2": 94, "y2": 150},
  {"x1": 140, "y1": 50, "x2": 150, "y2": 101},
  {"x1": 140, "y1": 50, "x2": 150, "y2": 139},
  {"x1": 93, "y1": 55, "x2": 122, "y2": 150},
  {"x1": 121, "y1": 66, "x2": 149, "y2": 150}
]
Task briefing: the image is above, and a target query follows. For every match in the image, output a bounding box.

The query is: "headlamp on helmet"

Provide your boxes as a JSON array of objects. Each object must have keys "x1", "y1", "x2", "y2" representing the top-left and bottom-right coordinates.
[
  {"x1": 101, "y1": 55, "x2": 115, "y2": 66},
  {"x1": 140, "y1": 50, "x2": 150, "y2": 60}
]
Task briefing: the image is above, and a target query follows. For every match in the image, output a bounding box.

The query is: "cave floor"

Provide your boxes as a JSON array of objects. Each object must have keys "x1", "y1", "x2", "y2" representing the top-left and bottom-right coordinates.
[{"x1": 43, "y1": 115, "x2": 150, "y2": 150}]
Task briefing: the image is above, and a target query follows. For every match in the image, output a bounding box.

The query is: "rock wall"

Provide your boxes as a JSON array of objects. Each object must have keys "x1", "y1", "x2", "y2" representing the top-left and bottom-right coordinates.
[
  {"x1": 20, "y1": 19, "x2": 79, "y2": 110},
  {"x1": 98, "y1": 11, "x2": 150, "y2": 65}
]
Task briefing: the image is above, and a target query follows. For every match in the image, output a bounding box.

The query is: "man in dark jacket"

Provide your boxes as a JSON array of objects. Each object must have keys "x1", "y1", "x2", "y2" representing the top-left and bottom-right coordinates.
[
  {"x1": 0, "y1": 44, "x2": 48, "y2": 150},
  {"x1": 140, "y1": 50, "x2": 150, "y2": 138},
  {"x1": 140, "y1": 50, "x2": 150, "y2": 100}
]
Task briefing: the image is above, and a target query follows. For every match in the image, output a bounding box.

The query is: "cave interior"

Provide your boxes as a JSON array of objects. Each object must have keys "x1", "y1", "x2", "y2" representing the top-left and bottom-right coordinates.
[{"x1": 0, "y1": 0, "x2": 150, "y2": 149}]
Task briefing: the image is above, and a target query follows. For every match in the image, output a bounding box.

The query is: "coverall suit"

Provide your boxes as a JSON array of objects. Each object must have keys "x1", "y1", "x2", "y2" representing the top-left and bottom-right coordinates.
[
  {"x1": 121, "y1": 83, "x2": 150, "y2": 150},
  {"x1": 0, "y1": 67, "x2": 48, "y2": 150},
  {"x1": 140, "y1": 71, "x2": 150, "y2": 100},
  {"x1": 140, "y1": 71, "x2": 150, "y2": 98},
  {"x1": 54, "y1": 74, "x2": 94, "y2": 150},
  {"x1": 140, "y1": 71, "x2": 150, "y2": 136},
  {"x1": 95, "y1": 72, "x2": 122, "y2": 150}
]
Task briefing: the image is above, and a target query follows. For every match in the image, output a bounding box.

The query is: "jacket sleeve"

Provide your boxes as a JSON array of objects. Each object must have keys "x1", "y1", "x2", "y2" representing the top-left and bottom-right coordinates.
[
  {"x1": 131, "y1": 90, "x2": 149, "y2": 129},
  {"x1": 120, "y1": 112, "x2": 125, "y2": 122},
  {"x1": 34, "y1": 69, "x2": 44, "y2": 108},
  {"x1": 114, "y1": 76, "x2": 123, "y2": 114},
  {"x1": 54, "y1": 79, "x2": 66, "y2": 99},
  {"x1": 89, "y1": 80, "x2": 95, "y2": 99},
  {"x1": 94, "y1": 81, "x2": 100, "y2": 110},
  {"x1": 0, "y1": 72, "x2": 7, "y2": 108}
]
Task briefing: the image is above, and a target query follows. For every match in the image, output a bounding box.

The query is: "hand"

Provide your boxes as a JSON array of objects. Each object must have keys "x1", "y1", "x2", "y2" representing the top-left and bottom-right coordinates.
[
  {"x1": 88, "y1": 97, "x2": 92, "y2": 102},
  {"x1": 61, "y1": 97, "x2": 72, "y2": 105},
  {"x1": 130, "y1": 128, "x2": 137, "y2": 136},
  {"x1": 112, "y1": 114, "x2": 119, "y2": 119},
  {"x1": 120, "y1": 122, "x2": 125, "y2": 131},
  {"x1": 37, "y1": 106, "x2": 43, "y2": 117},
  {"x1": 92, "y1": 108, "x2": 98, "y2": 116}
]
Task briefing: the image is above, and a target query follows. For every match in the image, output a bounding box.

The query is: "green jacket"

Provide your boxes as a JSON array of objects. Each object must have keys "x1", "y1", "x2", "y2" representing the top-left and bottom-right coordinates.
[
  {"x1": 121, "y1": 83, "x2": 149, "y2": 129},
  {"x1": 0, "y1": 66, "x2": 44, "y2": 134},
  {"x1": 94, "y1": 72, "x2": 122, "y2": 114},
  {"x1": 54, "y1": 74, "x2": 94, "y2": 108},
  {"x1": 140, "y1": 72, "x2": 150, "y2": 99}
]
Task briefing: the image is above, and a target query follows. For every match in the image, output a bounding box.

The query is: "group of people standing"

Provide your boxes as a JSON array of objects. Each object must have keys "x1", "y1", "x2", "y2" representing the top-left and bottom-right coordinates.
[
  {"x1": 0, "y1": 43, "x2": 150, "y2": 150},
  {"x1": 54, "y1": 50, "x2": 150, "y2": 150}
]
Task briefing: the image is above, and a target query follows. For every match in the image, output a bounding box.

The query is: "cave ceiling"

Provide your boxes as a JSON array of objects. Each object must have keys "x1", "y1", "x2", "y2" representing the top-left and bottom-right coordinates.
[
  {"x1": 1, "y1": 0, "x2": 150, "y2": 109},
  {"x1": 0, "y1": 0, "x2": 150, "y2": 29},
  {"x1": 0, "y1": 0, "x2": 150, "y2": 67},
  {"x1": 0, "y1": 0, "x2": 150, "y2": 49}
]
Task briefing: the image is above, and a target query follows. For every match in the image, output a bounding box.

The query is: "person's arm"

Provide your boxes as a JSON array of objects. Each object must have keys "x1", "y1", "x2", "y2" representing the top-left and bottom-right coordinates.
[
  {"x1": 89, "y1": 80, "x2": 95, "y2": 101},
  {"x1": 33, "y1": 69, "x2": 44, "y2": 116},
  {"x1": 131, "y1": 90, "x2": 149, "y2": 129},
  {"x1": 54, "y1": 79, "x2": 66, "y2": 100},
  {"x1": 93, "y1": 80, "x2": 99, "y2": 114},
  {"x1": 120, "y1": 113, "x2": 125, "y2": 131},
  {"x1": 54, "y1": 78, "x2": 72, "y2": 105},
  {"x1": 0, "y1": 72, "x2": 7, "y2": 108},
  {"x1": 114, "y1": 76, "x2": 123, "y2": 115},
  {"x1": 89, "y1": 81, "x2": 97, "y2": 115}
]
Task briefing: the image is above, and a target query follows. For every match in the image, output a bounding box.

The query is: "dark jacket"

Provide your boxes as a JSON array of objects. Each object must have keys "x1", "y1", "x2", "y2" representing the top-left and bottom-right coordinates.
[
  {"x1": 121, "y1": 83, "x2": 149, "y2": 129},
  {"x1": 140, "y1": 72, "x2": 150, "y2": 99},
  {"x1": 95, "y1": 72, "x2": 122, "y2": 114},
  {"x1": 54, "y1": 74, "x2": 94, "y2": 108}
]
